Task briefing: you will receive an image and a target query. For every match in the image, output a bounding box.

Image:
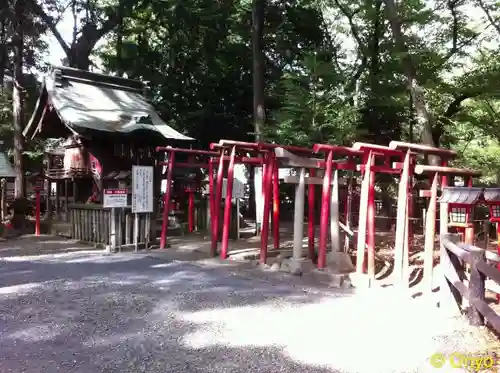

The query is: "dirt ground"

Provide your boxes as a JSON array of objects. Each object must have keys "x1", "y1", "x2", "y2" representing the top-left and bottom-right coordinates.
[{"x1": 1, "y1": 232, "x2": 500, "y2": 372}]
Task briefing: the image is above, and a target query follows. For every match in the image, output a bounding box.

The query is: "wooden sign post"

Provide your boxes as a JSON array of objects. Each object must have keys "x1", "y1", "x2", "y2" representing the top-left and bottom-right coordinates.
[
  {"x1": 103, "y1": 188, "x2": 128, "y2": 252},
  {"x1": 132, "y1": 165, "x2": 154, "y2": 251}
]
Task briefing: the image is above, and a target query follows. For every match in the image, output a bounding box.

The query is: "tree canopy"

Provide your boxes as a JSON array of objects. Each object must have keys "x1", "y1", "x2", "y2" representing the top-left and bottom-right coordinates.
[{"x1": 3, "y1": 0, "x2": 500, "y2": 183}]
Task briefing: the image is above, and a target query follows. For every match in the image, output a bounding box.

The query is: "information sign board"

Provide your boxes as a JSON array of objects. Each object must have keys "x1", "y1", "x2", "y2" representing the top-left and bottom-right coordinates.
[
  {"x1": 103, "y1": 189, "x2": 128, "y2": 208},
  {"x1": 132, "y1": 165, "x2": 154, "y2": 213}
]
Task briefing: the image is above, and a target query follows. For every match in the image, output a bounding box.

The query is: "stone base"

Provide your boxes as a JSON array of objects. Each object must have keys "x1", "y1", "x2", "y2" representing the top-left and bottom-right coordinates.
[
  {"x1": 280, "y1": 257, "x2": 315, "y2": 276},
  {"x1": 326, "y1": 251, "x2": 355, "y2": 273},
  {"x1": 312, "y1": 269, "x2": 352, "y2": 288}
]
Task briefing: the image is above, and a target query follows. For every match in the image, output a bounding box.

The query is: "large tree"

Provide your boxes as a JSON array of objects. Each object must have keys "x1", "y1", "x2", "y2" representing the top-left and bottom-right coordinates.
[{"x1": 30, "y1": 0, "x2": 137, "y2": 70}]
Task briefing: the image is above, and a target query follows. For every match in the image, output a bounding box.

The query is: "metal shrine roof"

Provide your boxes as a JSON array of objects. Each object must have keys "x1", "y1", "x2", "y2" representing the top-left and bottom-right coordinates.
[
  {"x1": 483, "y1": 188, "x2": 500, "y2": 202},
  {"x1": 438, "y1": 187, "x2": 484, "y2": 204},
  {"x1": 24, "y1": 66, "x2": 193, "y2": 141},
  {"x1": 437, "y1": 187, "x2": 500, "y2": 204}
]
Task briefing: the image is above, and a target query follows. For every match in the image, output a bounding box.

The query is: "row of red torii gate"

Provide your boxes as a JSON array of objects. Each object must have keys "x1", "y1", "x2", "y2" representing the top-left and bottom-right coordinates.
[{"x1": 156, "y1": 139, "x2": 500, "y2": 290}]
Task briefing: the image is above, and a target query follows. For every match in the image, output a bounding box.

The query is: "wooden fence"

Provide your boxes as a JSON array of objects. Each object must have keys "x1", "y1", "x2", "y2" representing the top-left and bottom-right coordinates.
[
  {"x1": 69, "y1": 204, "x2": 151, "y2": 249},
  {"x1": 441, "y1": 233, "x2": 500, "y2": 332},
  {"x1": 68, "y1": 198, "x2": 227, "y2": 249}
]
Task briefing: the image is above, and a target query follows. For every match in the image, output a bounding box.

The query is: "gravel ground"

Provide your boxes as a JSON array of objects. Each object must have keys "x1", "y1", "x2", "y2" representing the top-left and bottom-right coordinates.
[{"x1": 0, "y1": 242, "x2": 497, "y2": 373}]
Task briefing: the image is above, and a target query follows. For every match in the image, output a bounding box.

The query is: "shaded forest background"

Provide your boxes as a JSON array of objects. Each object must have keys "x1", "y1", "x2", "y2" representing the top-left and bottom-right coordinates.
[{"x1": 2, "y1": 0, "x2": 500, "y2": 198}]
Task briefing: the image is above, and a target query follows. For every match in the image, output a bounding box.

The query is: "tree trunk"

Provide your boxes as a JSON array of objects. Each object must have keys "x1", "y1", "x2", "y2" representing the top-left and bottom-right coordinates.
[
  {"x1": 31, "y1": 0, "x2": 119, "y2": 71},
  {"x1": 0, "y1": 17, "x2": 6, "y2": 91},
  {"x1": 383, "y1": 0, "x2": 437, "y2": 158},
  {"x1": 367, "y1": 0, "x2": 383, "y2": 142},
  {"x1": 12, "y1": 0, "x2": 25, "y2": 198},
  {"x1": 68, "y1": 44, "x2": 92, "y2": 70},
  {"x1": 116, "y1": 0, "x2": 124, "y2": 77},
  {"x1": 368, "y1": 0, "x2": 382, "y2": 97},
  {"x1": 252, "y1": 0, "x2": 265, "y2": 141}
]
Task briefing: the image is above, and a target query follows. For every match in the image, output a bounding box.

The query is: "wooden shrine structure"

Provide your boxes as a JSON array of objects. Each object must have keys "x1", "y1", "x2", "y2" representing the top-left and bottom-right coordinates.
[{"x1": 23, "y1": 66, "x2": 193, "y2": 246}]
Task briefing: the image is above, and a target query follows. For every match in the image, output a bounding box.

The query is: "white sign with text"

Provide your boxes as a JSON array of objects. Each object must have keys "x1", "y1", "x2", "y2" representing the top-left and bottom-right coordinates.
[
  {"x1": 132, "y1": 165, "x2": 154, "y2": 213},
  {"x1": 103, "y1": 189, "x2": 128, "y2": 208}
]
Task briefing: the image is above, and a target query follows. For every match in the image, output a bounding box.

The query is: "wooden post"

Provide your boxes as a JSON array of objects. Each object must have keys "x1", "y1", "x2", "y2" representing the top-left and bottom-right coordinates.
[
  {"x1": 64, "y1": 179, "x2": 69, "y2": 221},
  {"x1": 0, "y1": 178, "x2": 5, "y2": 221},
  {"x1": 402, "y1": 201, "x2": 410, "y2": 288},
  {"x1": 236, "y1": 199, "x2": 240, "y2": 239},
  {"x1": 496, "y1": 222, "x2": 500, "y2": 304},
  {"x1": 440, "y1": 232, "x2": 463, "y2": 315},
  {"x1": 318, "y1": 150, "x2": 334, "y2": 269},
  {"x1": 282, "y1": 171, "x2": 341, "y2": 262},
  {"x1": 54, "y1": 181, "x2": 60, "y2": 220},
  {"x1": 423, "y1": 172, "x2": 438, "y2": 294},
  {"x1": 116, "y1": 209, "x2": 122, "y2": 252},
  {"x1": 134, "y1": 213, "x2": 139, "y2": 252},
  {"x1": 125, "y1": 211, "x2": 131, "y2": 245},
  {"x1": 367, "y1": 155, "x2": 376, "y2": 280},
  {"x1": 44, "y1": 155, "x2": 52, "y2": 219},
  {"x1": 344, "y1": 172, "x2": 353, "y2": 252},
  {"x1": 293, "y1": 168, "x2": 306, "y2": 260},
  {"x1": 308, "y1": 168, "x2": 316, "y2": 260},
  {"x1": 467, "y1": 246, "x2": 486, "y2": 326},
  {"x1": 145, "y1": 212, "x2": 151, "y2": 250},
  {"x1": 482, "y1": 220, "x2": 489, "y2": 251},
  {"x1": 356, "y1": 152, "x2": 372, "y2": 276},
  {"x1": 110, "y1": 207, "x2": 116, "y2": 252},
  {"x1": 330, "y1": 169, "x2": 341, "y2": 253},
  {"x1": 394, "y1": 151, "x2": 410, "y2": 286},
  {"x1": 73, "y1": 182, "x2": 77, "y2": 203}
]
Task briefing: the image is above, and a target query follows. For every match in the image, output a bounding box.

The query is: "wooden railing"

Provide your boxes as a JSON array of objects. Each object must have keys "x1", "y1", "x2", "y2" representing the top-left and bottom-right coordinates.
[
  {"x1": 441, "y1": 233, "x2": 500, "y2": 332},
  {"x1": 69, "y1": 204, "x2": 111, "y2": 245},
  {"x1": 69, "y1": 204, "x2": 151, "y2": 249},
  {"x1": 69, "y1": 199, "x2": 219, "y2": 249},
  {"x1": 46, "y1": 168, "x2": 92, "y2": 179}
]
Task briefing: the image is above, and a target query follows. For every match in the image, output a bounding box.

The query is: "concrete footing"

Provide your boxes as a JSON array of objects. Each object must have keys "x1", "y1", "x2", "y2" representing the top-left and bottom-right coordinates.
[
  {"x1": 280, "y1": 257, "x2": 315, "y2": 276},
  {"x1": 326, "y1": 252, "x2": 355, "y2": 273},
  {"x1": 312, "y1": 269, "x2": 352, "y2": 288}
]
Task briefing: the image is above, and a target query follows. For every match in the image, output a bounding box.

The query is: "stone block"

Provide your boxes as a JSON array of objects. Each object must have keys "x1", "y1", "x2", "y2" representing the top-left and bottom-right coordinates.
[
  {"x1": 280, "y1": 258, "x2": 314, "y2": 276},
  {"x1": 312, "y1": 269, "x2": 352, "y2": 289},
  {"x1": 326, "y1": 251, "x2": 355, "y2": 273},
  {"x1": 269, "y1": 262, "x2": 281, "y2": 271}
]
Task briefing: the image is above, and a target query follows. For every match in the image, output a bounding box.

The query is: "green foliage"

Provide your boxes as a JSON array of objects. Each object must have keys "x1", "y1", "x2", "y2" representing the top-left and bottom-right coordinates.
[
  {"x1": 16, "y1": 0, "x2": 500, "y2": 184},
  {"x1": 268, "y1": 53, "x2": 361, "y2": 146}
]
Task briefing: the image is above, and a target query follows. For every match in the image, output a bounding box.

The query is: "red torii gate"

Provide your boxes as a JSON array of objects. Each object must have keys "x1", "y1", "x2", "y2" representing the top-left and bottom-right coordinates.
[
  {"x1": 389, "y1": 141, "x2": 458, "y2": 289},
  {"x1": 351, "y1": 142, "x2": 405, "y2": 284},
  {"x1": 274, "y1": 146, "x2": 360, "y2": 270},
  {"x1": 156, "y1": 147, "x2": 220, "y2": 250},
  {"x1": 212, "y1": 140, "x2": 315, "y2": 263},
  {"x1": 156, "y1": 146, "x2": 262, "y2": 252},
  {"x1": 210, "y1": 141, "x2": 263, "y2": 259},
  {"x1": 312, "y1": 144, "x2": 362, "y2": 269},
  {"x1": 415, "y1": 164, "x2": 481, "y2": 294}
]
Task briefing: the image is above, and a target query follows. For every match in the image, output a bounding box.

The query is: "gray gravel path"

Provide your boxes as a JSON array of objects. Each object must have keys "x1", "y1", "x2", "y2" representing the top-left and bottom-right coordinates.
[{"x1": 0, "y1": 247, "x2": 495, "y2": 373}]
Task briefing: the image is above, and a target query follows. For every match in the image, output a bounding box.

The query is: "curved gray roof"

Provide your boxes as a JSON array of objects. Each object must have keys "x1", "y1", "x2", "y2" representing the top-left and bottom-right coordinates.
[
  {"x1": 438, "y1": 187, "x2": 483, "y2": 204},
  {"x1": 24, "y1": 66, "x2": 193, "y2": 141},
  {"x1": 483, "y1": 188, "x2": 500, "y2": 202}
]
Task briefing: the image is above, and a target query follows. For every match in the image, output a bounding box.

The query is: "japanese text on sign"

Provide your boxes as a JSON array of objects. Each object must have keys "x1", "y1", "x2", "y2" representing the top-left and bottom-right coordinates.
[
  {"x1": 132, "y1": 165, "x2": 154, "y2": 213},
  {"x1": 103, "y1": 189, "x2": 128, "y2": 208}
]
